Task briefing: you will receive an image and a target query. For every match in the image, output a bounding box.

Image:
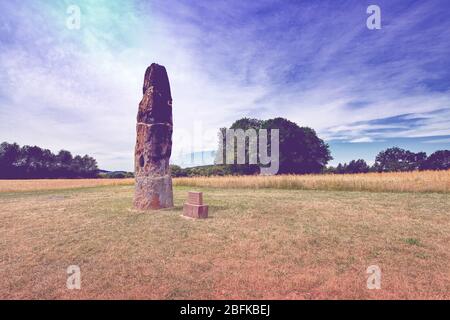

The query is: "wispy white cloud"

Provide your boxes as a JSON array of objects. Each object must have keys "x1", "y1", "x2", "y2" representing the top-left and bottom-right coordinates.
[
  {"x1": 349, "y1": 137, "x2": 375, "y2": 143},
  {"x1": 423, "y1": 138, "x2": 450, "y2": 144}
]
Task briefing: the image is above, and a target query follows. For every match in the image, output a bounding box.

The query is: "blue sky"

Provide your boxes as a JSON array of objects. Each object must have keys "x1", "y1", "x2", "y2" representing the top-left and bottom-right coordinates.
[{"x1": 1, "y1": 0, "x2": 449, "y2": 170}]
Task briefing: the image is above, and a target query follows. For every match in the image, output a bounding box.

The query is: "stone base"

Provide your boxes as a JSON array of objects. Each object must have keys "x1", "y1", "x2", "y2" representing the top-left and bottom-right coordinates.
[
  {"x1": 183, "y1": 203, "x2": 208, "y2": 219},
  {"x1": 134, "y1": 175, "x2": 173, "y2": 210}
]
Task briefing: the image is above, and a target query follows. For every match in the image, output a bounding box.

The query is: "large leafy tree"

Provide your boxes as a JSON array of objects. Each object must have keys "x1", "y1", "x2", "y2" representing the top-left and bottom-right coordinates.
[
  {"x1": 18, "y1": 145, "x2": 56, "y2": 178},
  {"x1": 54, "y1": 150, "x2": 73, "y2": 177},
  {"x1": 347, "y1": 159, "x2": 370, "y2": 173},
  {"x1": 421, "y1": 150, "x2": 450, "y2": 170},
  {"x1": 217, "y1": 117, "x2": 332, "y2": 174},
  {"x1": 262, "y1": 118, "x2": 332, "y2": 174},
  {"x1": 229, "y1": 118, "x2": 262, "y2": 175},
  {"x1": 0, "y1": 142, "x2": 20, "y2": 178},
  {"x1": 373, "y1": 147, "x2": 426, "y2": 172}
]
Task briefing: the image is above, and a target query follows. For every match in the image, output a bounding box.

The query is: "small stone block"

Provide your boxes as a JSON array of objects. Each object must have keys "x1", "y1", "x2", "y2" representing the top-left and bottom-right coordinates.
[
  {"x1": 188, "y1": 192, "x2": 203, "y2": 205},
  {"x1": 183, "y1": 203, "x2": 208, "y2": 219}
]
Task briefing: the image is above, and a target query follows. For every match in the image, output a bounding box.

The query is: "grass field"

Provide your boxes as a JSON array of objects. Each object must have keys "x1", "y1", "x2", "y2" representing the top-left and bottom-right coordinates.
[
  {"x1": 1, "y1": 176, "x2": 449, "y2": 299},
  {"x1": 0, "y1": 178, "x2": 134, "y2": 193},
  {"x1": 1, "y1": 170, "x2": 449, "y2": 194},
  {"x1": 174, "y1": 170, "x2": 450, "y2": 193}
]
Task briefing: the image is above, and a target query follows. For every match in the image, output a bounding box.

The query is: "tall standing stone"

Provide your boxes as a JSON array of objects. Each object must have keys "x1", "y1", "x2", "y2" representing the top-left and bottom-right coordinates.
[{"x1": 134, "y1": 63, "x2": 173, "y2": 210}]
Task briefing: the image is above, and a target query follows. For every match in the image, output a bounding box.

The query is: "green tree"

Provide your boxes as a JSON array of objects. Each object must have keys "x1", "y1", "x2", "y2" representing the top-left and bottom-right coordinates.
[
  {"x1": 0, "y1": 142, "x2": 20, "y2": 178},
  {"x1": 345, "y1": 159, "x2": 370, "y2": 174},
  {"x1": 170, "y1": 164, "x2": 187, "y2": 177},
  {"x1": 78, "y1": 155, "x2": 99, "y2": 178},
  {"x1": 229, "y1": 118, "x2": 262, "y2": 175},
  {"x1": 335, "y1": 163, "x2": 346, "y2": 174},
  {"x1": 421, "y1": 150, "x2": 450, "y2": 170},
  {"x1": 262, "y1": 118, "x2": 332, "y2": 174},
  {"x1": 216, "y1": 117, "x2": 332, "y2": 174},
  {"x1": 0, "y1": 141, "x2": 99, "y2": 179},
  {"x1": 374, "y1": 147, "x2": 426, "y2": 172}
]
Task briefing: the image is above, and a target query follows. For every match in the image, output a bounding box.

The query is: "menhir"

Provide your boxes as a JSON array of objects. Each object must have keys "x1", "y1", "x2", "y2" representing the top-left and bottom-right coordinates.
[{"x1": 134, "y1": 63, "x2": 173, "y2": 210}]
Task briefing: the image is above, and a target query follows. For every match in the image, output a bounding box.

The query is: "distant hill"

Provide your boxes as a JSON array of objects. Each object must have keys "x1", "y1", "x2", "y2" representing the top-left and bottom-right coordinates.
[
  {"x1": 172, "y1": 150, "x2": 216, "y2": 168},
  {"x1": 98, "y1": 170, "x2": 134, "y2": 179}
]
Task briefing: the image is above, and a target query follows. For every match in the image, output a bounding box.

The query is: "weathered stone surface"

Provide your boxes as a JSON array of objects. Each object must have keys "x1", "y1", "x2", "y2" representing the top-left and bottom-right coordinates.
[
  {"x1": 134, "y1": 63, "x2": 173, "y2": 210},
  {"x1": 135, "y1": 175, "x2": 173, "y2": 209},
  {"x1": 137, "y1": 87, "x2": 173, "y2": 125},
  {"x1": 135, "y1": 123, "x2": 172, "y2": 170}
]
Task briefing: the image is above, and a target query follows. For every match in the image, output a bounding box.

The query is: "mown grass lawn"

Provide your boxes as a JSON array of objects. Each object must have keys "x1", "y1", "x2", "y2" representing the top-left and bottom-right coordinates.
[{"x1": 1, "y1": 184, "x2": 449, "y2": 299}]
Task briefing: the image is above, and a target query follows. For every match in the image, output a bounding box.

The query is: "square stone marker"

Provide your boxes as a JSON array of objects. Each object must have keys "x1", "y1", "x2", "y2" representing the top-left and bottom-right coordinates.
[
  {"x1": 188, "y1": 191, "x2": 203, "y2": 205},
  {"x1": 183, "y1": 191, "x2": 208, "y2": 219}
]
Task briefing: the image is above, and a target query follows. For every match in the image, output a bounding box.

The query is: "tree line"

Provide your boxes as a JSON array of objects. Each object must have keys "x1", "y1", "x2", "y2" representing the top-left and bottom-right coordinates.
[
  {"x1": 327, "y1": 148, "x2": 450, "y2": 174},
  {"x1": 204, "y1": 117, "x2": 450, "y2": 176},
  {"x1": 3, "y1": 115, "x2": 450, "y2": 179},
  {"x1": 0, "y1": 142, "x2": 99, "y2": 179}
]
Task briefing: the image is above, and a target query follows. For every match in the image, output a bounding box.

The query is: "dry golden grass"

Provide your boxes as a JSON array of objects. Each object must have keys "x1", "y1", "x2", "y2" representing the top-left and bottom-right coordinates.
[
  {"x1": 174, "y1": 170, "x2": 450, "y2": 193},
  {"x1": 0, "y1": 178, "x2": 134, "y2": 193},
  {"x1": 2, "y1": 170, "x2": 448, "y2": 194},
  {"x1": 0, "y1": 183, "x2": 449, "y2": 299}
]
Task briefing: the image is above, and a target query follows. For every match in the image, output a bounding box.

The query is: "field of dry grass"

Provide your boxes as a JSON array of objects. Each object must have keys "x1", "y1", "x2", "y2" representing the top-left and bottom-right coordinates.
[
  {"x1": 1, "y1": 170, "x2": 448, "y2": 194},
  {"x1": 1, "y1": 180, "x2": 449, "y2": 299},
  {"x1": 174, "y1": 170, "x2": 450, "y2": 193},
  {"x1": 0, "y1": 178, "x2": 134, "y2": 193}
]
